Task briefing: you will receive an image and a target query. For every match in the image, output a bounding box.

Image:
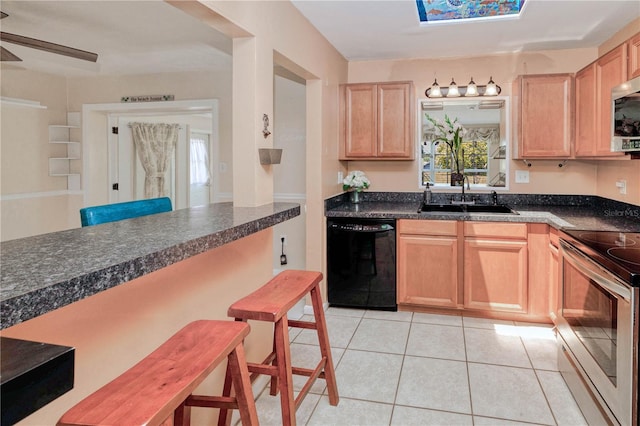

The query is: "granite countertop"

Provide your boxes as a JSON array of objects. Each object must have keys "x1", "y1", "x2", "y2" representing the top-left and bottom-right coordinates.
[
  {"x1": 1, "y1": 202, "x2": 300, "y2": 329},
  {"x1": 325, "y1": 192, "x2": 640, "y2": 232}
]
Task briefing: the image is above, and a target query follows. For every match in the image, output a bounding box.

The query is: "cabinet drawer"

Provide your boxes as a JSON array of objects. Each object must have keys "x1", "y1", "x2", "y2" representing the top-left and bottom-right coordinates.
[
  {"x1": 464, "y1": 222, "x2": 527, "y2": 239},
  {"x1": 398, "y1": 219, "x2": 457, "y2": 236}
]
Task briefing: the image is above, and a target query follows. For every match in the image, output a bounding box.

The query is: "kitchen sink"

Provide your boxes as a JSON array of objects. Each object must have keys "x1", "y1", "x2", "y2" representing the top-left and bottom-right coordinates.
[
  {"x1": 418, "y1": 204, "x2": 465, "y2": 213},
  {"x1": 464, "y1": 204, "x2": 518, "y2": 214},
  {"x1": 418, "y1": 203, "x2": 518, "y2": 214}
]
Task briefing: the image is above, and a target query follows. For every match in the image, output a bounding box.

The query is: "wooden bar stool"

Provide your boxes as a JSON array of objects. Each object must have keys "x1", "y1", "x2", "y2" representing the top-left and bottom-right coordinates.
[
  {"x1": 57, "y1": 320, "x2": 258, "y2": 426},
  {"x1": 222, "y1": 270, "x2": 339, "y2": 426}
]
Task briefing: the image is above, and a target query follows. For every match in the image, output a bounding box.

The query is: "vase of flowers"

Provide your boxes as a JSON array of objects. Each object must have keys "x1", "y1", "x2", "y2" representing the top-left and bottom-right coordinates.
[
  {"x1": 342, "y1": 170, "x2": 370, "y2": 203},
  {"x1": 426, "y1": 114, "x2": 466, "y2": 186}
]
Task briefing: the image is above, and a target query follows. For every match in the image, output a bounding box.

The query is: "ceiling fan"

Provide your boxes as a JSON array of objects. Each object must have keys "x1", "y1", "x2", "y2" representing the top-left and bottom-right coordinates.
[{"x1": 0, "y1": 11, "x2": 98, "y2": 62}]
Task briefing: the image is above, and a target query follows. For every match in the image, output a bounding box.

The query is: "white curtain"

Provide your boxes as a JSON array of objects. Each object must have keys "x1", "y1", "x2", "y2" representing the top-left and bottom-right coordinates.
[
  {"x1": 190, "y1": 134, "x2": 211, "y2": 185},
  {"x1": 130, "y1": 122, "x2": 179, "y2": 198}
]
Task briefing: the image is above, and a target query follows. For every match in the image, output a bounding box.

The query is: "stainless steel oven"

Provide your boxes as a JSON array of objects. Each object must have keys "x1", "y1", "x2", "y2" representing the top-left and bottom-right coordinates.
[{"x1": 557, "y1": 230, "x2": 639, "y2": 426}]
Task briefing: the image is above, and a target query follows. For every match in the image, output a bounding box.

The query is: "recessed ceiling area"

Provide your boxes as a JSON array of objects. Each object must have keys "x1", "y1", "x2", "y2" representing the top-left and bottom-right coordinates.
[
  {"x1": 291, "y1": 0, "x2": 640, "y2": 61},
  {"x1": 0, "y1": 1, "x2": 232, "y2": 77}
]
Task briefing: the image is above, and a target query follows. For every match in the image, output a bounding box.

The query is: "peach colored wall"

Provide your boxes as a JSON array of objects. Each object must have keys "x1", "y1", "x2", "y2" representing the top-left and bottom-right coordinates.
[
  {"x1": 598, "y1": 18, "x2": 640, "y2": 57},
  {"x1": 347, "y1": 48, "x2": 603, "y2": 195},
  {"x1": 2, "y1": 229, "x2": 275, "y2": 425},
  {"x1": 596, "y1": 161, "x2": 640, "y2": 205},
  {"x1": 184, "y1": 1, "x2": 348, "y2": 280},
  {"x1": 0, "y1": 70, "x2": 82, "y2": 241}
]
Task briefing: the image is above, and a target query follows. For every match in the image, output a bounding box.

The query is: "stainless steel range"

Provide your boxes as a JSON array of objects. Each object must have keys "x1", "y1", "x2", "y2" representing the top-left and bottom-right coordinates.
[{"x1": 557, "y1": 230, "x2": 639, "y2": 425}]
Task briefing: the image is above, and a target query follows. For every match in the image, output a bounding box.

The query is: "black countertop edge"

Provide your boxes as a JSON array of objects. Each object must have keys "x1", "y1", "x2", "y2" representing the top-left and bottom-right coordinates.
[
  {"x1": 325, "y1": 192, "x2": 640, "y2": 233},
  {"x1": 0, "y1": 202, "x2": 300, "y2": 329}
]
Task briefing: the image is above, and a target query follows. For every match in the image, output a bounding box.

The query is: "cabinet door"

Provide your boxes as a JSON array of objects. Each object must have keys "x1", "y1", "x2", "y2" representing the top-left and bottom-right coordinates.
[
  {"x1": 518, "y1": 74, "x2": 573, "y2": 158},
  {"x1": 397, "y1": 235, "x2": 459, "y2": 308},
  {"x1": 343, "y1": 84, "x2": 377, "y2": 158},
  {"x1": 377, "y1": 82, "x2": 414, "y2": 159},
  {"x1": 549, "y1": 241, "x2": 560, "y2": 323},
  {"x1": 596, "y1": 44, "x2": 627, "y2": 157},
  {"x1": 464, "y1": 238, "x2": 528, "y2": 313},
  {"x1": 574, "y1": 64, "x2": 597, "y2": 157},
  {"x1": 628, "y1": 32, "x2": 640, "y2": 79}
]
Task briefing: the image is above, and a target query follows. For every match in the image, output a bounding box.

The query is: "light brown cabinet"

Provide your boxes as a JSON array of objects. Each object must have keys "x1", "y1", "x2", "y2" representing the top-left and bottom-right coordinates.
[
  {"x1": 548, "y1": 228, "x2": 560, "y2": 323},
  {"x1": 628, "y1": 32, "x2": 640, "y2": 79},
  {"x1": 397, "y1": 220, "x2": 551, "y2": 322},
  {"x1": 512, "y1": 74, "x2": 574, "y2": 159},
  {"x1": 574, "y1": 64, "x2": 597, "y2": 157},
  {"x1": 595, "y1": 44, "x2": 627, "y2": 157},
  {"x1": 339, "y1": 81, "x2": 414, "y2": 160},
  {"x1": 397, "y1": 220, "x2": 460, "y2": 308},
  {"x1": 575, "y1": 43, "x2": 629, "y2": 157},
  {"x1": 463, "y1": 222, "x2": 528, "y2": 314}
]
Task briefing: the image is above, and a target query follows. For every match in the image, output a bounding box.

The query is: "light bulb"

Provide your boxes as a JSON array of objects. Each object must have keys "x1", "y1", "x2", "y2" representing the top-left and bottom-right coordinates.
[
  {"x1": 429, "y1": 78, "x2": 442, "y2": 98},
  {"x1": 447, "y1": 78, "x2": 460, "y2": 97},
  {"x1": 485, "y1": 76, "x2": 498, "y2": 96},
  {"x1": 466, "y1": 77, "x2": 478, "y2": 97}
]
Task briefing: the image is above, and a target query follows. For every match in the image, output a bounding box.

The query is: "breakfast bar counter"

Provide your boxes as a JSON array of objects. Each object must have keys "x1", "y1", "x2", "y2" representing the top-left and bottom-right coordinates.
[{"x1": 1, "y1": 202, "x2": 300, "y2": 329}]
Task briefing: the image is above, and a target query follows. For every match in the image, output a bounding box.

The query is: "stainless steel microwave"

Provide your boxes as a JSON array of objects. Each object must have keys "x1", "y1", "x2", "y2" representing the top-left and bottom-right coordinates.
[{"x1": 611, "y1": 76, "x2": 640, "y2": 153}]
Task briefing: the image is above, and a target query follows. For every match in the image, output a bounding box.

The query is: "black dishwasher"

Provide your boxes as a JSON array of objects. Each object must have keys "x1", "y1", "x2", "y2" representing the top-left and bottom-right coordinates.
[{"x1": 327, "y1": 218, "x2": 396, "y2": 311}]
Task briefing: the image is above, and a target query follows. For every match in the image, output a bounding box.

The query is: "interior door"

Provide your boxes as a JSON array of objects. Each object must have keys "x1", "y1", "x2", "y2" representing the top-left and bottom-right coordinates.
[{"x1": 110, "y1": 116, "x2": 187, "y2": 206}]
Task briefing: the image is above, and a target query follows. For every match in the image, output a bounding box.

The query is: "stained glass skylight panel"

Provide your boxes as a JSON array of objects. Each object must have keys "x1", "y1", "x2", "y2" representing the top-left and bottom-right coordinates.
[{"x1": 416, "y1": 0, "x2": 526, "y2": 23}]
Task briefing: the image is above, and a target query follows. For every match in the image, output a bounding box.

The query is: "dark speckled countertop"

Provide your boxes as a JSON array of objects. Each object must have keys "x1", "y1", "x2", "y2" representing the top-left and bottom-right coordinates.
[
  {"x1": 1, "y1": 202, "x2": 300, "y2": 329},
  {"x1": 325, "y1": 192, "x2": 640, "y2": 232}
]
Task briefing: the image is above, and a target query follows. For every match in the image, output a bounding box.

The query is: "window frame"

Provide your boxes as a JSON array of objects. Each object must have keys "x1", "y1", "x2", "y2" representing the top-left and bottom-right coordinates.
[{"x1": 416, "y1": 97, "x2": 510, "y2": 191}]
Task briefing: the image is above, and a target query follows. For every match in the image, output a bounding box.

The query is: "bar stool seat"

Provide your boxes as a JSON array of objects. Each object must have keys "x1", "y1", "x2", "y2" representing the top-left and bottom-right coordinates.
[
  {"x1": 57, "y1": 320, "x2": 258, "y2": 426},
  {"x1": 223, "y1": 270, "x2": 339, "y2": 426}
]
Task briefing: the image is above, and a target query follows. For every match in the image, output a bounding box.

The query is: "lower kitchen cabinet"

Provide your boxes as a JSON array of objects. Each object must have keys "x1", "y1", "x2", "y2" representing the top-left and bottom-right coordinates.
[
  {"x1": 548, "y1": 227, "x2": 560, "y2": 323},
  {"x1": 463, "y1": 222, "x2": 528, "y2": 314},
  {"x1": 397, "y1": 219, "x2": 551, "y2": 322},
  {"x1": 397, "y1": 220, "x2": 460, "y2": 308}
]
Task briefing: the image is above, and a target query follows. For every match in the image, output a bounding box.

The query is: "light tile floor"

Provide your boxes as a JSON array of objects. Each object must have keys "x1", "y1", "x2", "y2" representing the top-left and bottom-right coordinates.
[{"x1": 239, "y1": 308, "x2": 588, "y2": 426}]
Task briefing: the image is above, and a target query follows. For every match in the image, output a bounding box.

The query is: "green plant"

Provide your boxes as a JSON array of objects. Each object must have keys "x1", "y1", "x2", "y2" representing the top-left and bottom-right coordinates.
[{"x1": 426, "y1": 114, "x2": 466, "y2": 174}]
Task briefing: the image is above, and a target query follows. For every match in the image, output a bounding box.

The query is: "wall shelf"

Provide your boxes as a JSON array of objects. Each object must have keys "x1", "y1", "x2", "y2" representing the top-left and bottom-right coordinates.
[{"x1": 48, "y1": 121, "x2": 81, "y2": 190}]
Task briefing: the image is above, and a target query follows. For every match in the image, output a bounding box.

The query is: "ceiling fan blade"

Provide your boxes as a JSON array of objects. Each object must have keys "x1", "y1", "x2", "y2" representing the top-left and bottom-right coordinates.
[
  {"x1": 1, "y1": 45, "x2": 21, "y2": 61},
  {"x1": 0, "y1": 31, "x2": 98, "y2": 62}
]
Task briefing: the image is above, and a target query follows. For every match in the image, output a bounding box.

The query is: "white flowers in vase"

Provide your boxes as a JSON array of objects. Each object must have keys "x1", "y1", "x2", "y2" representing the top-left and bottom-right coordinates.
[{"x1": 342, "y1": 170, "x2": 371, "y2": 192}]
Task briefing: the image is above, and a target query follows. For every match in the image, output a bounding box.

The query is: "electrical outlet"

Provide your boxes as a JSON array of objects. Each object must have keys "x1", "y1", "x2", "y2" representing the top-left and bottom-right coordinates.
[
  {"x1": 515, "y1": 170, "x2": 530, "y2": 184},
  {"x1": 616, "y1": 179, "x2": 627, "y2": 195},
  {"x1": 338, "y1": 171, "x2": 344, "y2": 184}
]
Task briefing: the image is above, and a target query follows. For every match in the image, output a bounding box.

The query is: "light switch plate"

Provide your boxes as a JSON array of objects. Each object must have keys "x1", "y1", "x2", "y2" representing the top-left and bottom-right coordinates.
[{"x1": 515, "y1": 170, "x2": 530, "y2": 183}]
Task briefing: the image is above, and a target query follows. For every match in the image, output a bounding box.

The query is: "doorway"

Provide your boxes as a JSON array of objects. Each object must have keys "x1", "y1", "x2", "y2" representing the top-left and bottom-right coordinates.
[
  {"x1": 82, "y1": 99, "x2": 221, "y2": 210},
  {"x1": 108, "y1": 113, "x2": 214, "y2": 209},
  {"x1": 272, "y1": 72, "x2": 307, "y2": 277}
]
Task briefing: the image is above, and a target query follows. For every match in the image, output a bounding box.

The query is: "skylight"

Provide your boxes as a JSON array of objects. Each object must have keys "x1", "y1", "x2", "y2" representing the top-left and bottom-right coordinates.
[{"x1": 416, "y1": 0, "x2": 526, "y2": 23}]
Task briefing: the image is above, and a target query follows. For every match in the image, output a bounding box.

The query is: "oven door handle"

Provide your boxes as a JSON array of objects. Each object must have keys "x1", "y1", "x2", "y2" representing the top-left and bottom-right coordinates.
[{"x1": 560, "y1": 240, "x2": 631, "y2": 301}]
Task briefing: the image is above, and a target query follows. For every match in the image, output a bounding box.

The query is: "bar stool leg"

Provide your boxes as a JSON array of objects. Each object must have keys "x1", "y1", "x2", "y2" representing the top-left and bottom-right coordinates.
[
  {"x1": 228, "y1": 343, "x2": 259, "y2": 426},
  {"x1": 310, "y1": 285, "x2": 339, "y2": 406},
  {"x1": 218, "y1": 342, "x2": 258, "y2": 426},
  {"x1": 274, "y1": 317, "x2": 297, "y2": 426}
]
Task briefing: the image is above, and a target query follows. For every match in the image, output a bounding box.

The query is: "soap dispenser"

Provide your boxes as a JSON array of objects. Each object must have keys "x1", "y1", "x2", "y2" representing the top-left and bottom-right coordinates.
[{"x1": 424, "y1": 182, "x2": 432, "y2": 204}]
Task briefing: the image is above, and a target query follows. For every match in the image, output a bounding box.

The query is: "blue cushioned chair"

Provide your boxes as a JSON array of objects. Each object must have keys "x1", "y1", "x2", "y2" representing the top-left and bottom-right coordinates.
[{"x1": 80, "y1": 197, "x2": 172, "y2": 227}]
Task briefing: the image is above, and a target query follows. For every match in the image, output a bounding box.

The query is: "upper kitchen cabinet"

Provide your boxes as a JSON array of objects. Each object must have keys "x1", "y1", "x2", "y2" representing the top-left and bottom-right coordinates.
[
  {"x1": 339, "y1": 81, "x2": 415, "y2": 160},
  {"x1": 596, "y1": 44, "x2": 627, "y2": 157},
  {"x1": 575, "y1": 43, "x2": 630, "y2": 158},
  {"x1": 628, "y1": 32, "x2": 640, "y2": 79},
  {"x1": 512, "y1": 74, "x2": 574, "y2": 159}
]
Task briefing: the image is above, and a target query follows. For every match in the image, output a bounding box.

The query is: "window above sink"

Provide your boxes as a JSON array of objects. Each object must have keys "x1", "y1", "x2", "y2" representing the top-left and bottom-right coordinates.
[{"x1": 418, "y1": 96, "x2": 510, "y2": 190}]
